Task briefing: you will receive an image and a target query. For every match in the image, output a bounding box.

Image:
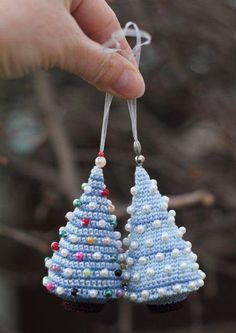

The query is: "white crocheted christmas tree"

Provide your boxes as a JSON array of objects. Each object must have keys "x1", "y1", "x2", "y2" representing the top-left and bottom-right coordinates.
[{"x1": 123, "y1": 166, "x2": 206, "y2": 308}]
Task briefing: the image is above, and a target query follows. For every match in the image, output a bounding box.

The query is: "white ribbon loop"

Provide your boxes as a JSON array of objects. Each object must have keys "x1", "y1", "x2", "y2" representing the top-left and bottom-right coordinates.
[{"x1": 99, "y1": 22, "x2": 151, "y2": 153}]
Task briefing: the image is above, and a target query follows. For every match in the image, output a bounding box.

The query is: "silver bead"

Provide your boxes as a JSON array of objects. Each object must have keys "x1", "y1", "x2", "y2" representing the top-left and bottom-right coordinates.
[
  {"x1": 95, "y1": 156, "x2": 106, "y2": 168},
  {"x1": 135, "y1": 155, "x2": 145, "y2": 165}
]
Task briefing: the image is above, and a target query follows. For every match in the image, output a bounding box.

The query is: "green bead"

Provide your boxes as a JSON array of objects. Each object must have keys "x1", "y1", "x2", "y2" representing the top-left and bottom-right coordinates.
[
  {"x1": 73, "y1": 199, "x2": 81, "y2": 208},
  {"x1": 104, "y1": 289, "x2": 113, "y2": 298},
  {"x1": 83, "y1": 268, "x2": 92, "y2": 278},
  {"x1": 110, "y1": 254, "x2": 118, "y2": 262},
  {"x1": 59, "y1": 229, "x2": 67, "y2": 238},
  {"x1": 110, "y1": 220, "x2": 117, "y2": 228}
]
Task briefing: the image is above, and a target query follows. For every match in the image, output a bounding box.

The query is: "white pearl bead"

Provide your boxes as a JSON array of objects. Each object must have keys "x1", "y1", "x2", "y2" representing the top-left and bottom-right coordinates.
[
  {"x1": 193, "y1": 263, "x2": 199, "y2": 270},
  {"x1": 56, "y1": 286, "x2": 64, "y2": 295},
  {"x1": 150, "y1": 184, "x2": 158, "y2": 193},
  {"x1": 115, "y1": 240, "x2": 122, "y2": 248},
  {"x1": 130, "y1": 241, "x2": 139, "y2": 250},
  {"x1": 150, "y1": 179, "x2": 157, "y2": 185},
  {"x1": 161, "y1": 232, "x2": 169, "y2": 242},
  {"x1": 95, "y1": 156, "x2": 106, "y2": 168},
  {"x1": 173, "y1": 284, "x2": 182, "y2": 294},
  {"x1": 93, "y1": 252, "x2": 102, "y2": 260},
  {"x1": 65, "y1": 212, "x2": 73, "y2": 220},
  {"x1": 84, "y1": 185, "x2": 92, "y2": 193},
  {"x1": 152, "y1": 219, "x2": 161, "y2": 228},
  {"x1": 147, "y1": 268, "x2": 155, "y2": 277},
  {"x1": 143, "y1": 204, "x2": 151, "y2": 213},
  {"x1": 138, "y1": 256, "x2": 147, "y2": 265},
  {"x1": 155, "y1": 253, "x2": 164, "y2": 261},
  {"x1": 198, "y1": 270, "x2": 206, "y2": 279},
  {"x1": 169, "y1": 209, "x2": 176, "y2": 216},
  {"x1": 126, "y1": 257, "x2": 134, "y2": 266},
  {"x1": 141, "y1": 290, "x2": 149, "y2": 300},
  {"x1": 145, "y1": 239, "x2": 154, "y2": 248},
  {"x1": 132, "y1": 272, "x2": 140, "y2": 282},
  {"x1": 197, "y1": 279, "x2": 204, "y2": 287},
  {"x1": 61, "y1": 249, "x2": 69, "y2": 257},
  {"x1": 45, "y1": 259, "x2": 52, "y2": 269},
  {"x1": 171, "y1": 248, "x2": 180, "y2": 258},
  {"x1": 164, "y1": 265, "x2": 172, "y2": 274},
  {"x1": 186, "y1": 241, "x2": 192, "y2": 248},
  {"x1": 180, "y1": 262, "x2": 188, "y2": 270},
  {"x1": 63, "y1": 268, "x2": 74, "y2": 277},
  {"x1": 108, "y1": 204, "x2": 115, "y2": 213},
  {"x1": 118, "y1": 253, "x2": 126, "y2": 262},
  {"x1": 69, "y1": 234, "x2": 78, "y2": 243},
  {"x1": 168, "y1": 216, "x2": 175, "y2": 223},
  {"x1": 100, "y1": 268, "x2": 109, "y2": 278},
  {"x1": 177, "y1": 228, "x2": 185, "y2": 237},
  {"x1": 123, "y1": 272, "x2": 131, "y2": 280},
  {"x1": 113, "y1": 231, "x2": 121, "y2": 240},
  {"x1": 125, "y1": 223, "x2": 131, "y2": 232},
  {"x1": 88, "y1": 202, "x2": 97, "y2": 210},
  {"x1": 136, "y1": 225, "x2": 145, "y2": 233},
  {"x1": 98, "y1": 219, "x2": 106, "y2": 228},
  {"x1": 130, "y1": 187, "x2": 137, "y2": 195},
  {"x1": 188, "y1": 281, "x2": 196, "y2": 291},
  {"x1": 160, "y1": 202, "x2": 168, "y2": 210},
  {"x1": 162, "y1": 196, "x2": 170, "y2": 203},
  {"x1": 179, "y1": 226, "x2": 186, "y2": 235},
  {"x1": 130, "y1": 293, "x2": 137, "y2": 301},
  {"x1": 42, "y1": 277, "x2": 48, "y2": 286},
  {"x1": 81, "y1": 182, "x2": 87, "y2": 190},
  {"x1": 126, "y1": 205, "x2": 133, "y2": 214},
  {"x1": 89, "y1": 289, "x2": 98, "y2": 298},
  {"x1": 123, "y1": 237, "x2": 130, "y2": 246},
  {"x1": 157, "y1": 288, "x2": 166, "y2": 297},
  {"x1": 185, "y1": 247, "x2": 191, "y2": 254},
  {"x1": 190, "y1": 253, "x2": 198, "y2": 261}
]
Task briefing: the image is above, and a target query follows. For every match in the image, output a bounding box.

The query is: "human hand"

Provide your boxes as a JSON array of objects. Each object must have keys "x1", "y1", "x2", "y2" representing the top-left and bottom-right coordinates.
[{"x1": 0, "y1": 0, "x2": 145, "y2": 99}]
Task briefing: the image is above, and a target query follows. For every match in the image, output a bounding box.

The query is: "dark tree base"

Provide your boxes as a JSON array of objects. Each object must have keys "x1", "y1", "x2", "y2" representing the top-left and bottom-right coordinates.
[
  {"x1": 63, "y1": 301, "x2": 105, "y2": 313},
  {"x1": 147, "y1": 300, "x2": 186, "y2": 314}
]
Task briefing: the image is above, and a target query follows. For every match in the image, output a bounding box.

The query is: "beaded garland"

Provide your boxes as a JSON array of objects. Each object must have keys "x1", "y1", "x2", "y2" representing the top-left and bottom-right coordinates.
[
  {"x1": 43, "y1": 159, "x2": 124, "y2": 304},
  {"x1": 123, "y1": 166, "x2": 206, "y2": 305}
]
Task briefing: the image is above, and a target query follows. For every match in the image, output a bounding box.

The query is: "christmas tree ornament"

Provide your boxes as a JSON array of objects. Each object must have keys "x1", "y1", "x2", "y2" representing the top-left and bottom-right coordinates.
[
  {"x1": 120, "y1": 24, "x2": 206, "y2": 312},
  {"x1": 43, "y1": 91, "x2": 124, "y2": 313}
]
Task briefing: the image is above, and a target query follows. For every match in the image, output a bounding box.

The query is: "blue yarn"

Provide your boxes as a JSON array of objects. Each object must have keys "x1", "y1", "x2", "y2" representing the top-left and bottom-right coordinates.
[
  {"x1": 124, "y1": 166, "x2": 206, "y2": 305},
  {"x1": 43, "y1": 166, "x2": 123, "y2": 303}
]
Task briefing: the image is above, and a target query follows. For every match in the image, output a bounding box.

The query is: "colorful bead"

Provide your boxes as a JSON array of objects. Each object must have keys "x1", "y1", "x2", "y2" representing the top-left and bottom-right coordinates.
[
  {"x1": 103, "y1": 237, "x2": 111, "y2": 245},
  {"x1": 83, "y1": 268, "x2": 92, "y2": 278},
  {"x1": 101, "y1": 188, "x2": 109, "y2": 197},
  {"x1": 46, "y1": 282, "x2": 55, "y2": 291},
  {"x1": 104, "y1": 289, "x2": 112, "y2": 298},
  {"x1": 110, "y1": 220, "x2": 117, "y2": 228},
  {"x1": 98, "y1": 151, "x2": 105, "y2": 157},
  {"x1": 108, "y1": 204, "x2": 115, "y2": 213},
  {"x1": 115, "y1": 269, "x2": 122, "y2": 277},
  {"x1": 82, "y1": 217, "x2": 90, "y2": 227},
  {"x1": 86, "y1": 236, "x2": 95, "y2": 245},
  {"x1": 51, "y1": 242, "x2": 59, "y2": 251},
  {"x1": 59, "y1": 227, "x2": 67, "y2": 238},
  {"x1": 71, "y1": 288, "x2": 79, "y2": 297},
  {"x1": 111, "y1": 254, "x2": 118, "y2": 262},
  {"x1": 73, "y1": 199, "x2": 81, "y2": 208},
  {"x1": 51, "y1": 264, "x2": 60, "y2": 272},
  {"x1": 116, "y1": 289, "x2": 124, "y2": 298},
  {"x1": 75, "y1": 252, "x2": 84, "y2": 261}
]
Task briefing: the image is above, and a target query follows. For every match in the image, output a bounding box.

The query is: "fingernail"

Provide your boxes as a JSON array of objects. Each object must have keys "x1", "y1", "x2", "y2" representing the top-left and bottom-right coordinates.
[{"x1": 112, "y1": 69, "x2": 145, "y2": 98}]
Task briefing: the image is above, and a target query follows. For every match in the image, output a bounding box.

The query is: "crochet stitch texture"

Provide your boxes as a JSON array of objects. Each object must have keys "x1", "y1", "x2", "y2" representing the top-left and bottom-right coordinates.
[
  {"x1": 124, "y1": 166, "x2": 206, "y2": 305},
  {"x1": 43, "y1": 166, "x2": 123, "y2": 303}
]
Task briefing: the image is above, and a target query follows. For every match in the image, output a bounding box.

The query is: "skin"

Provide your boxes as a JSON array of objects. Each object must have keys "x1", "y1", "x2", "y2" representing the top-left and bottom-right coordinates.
[{"x1": 0, "y1": 0, "x2": 145, "y2": 99}]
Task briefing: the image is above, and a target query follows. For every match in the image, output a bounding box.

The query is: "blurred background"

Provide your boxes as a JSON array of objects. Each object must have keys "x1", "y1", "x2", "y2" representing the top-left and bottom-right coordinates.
[{"x1": 0, "y1": 0, "x2": 236, "y2": 332}]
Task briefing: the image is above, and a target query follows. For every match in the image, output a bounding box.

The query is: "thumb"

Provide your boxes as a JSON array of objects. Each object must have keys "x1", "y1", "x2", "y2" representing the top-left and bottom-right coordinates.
[{"x1": 57, "y1": 18, "x2": 145, "y2": 99}]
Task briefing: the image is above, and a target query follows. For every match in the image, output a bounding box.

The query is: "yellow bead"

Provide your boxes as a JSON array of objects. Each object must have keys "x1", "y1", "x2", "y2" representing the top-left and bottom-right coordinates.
[{"x1": 87, "y1": 237, "x2": 95, "y2": 245}]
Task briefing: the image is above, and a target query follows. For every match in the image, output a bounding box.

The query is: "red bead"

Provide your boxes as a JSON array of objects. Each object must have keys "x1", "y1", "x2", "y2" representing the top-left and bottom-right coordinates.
[
  {"x1": 82, "y1": 218, "x2": 90, "y2": 227},
  {"x1": 51, "y1": 242, "x2": 59, "y2": 251},
  {"x1": 46, "y1": 282, "x2": 55, "y2": 291},
  {"x1": 98, "y1": 151, "x2": 105, "y2": 157},
  {"x1": 101, "y1": 188, "x2": 109, "y2": 197}
]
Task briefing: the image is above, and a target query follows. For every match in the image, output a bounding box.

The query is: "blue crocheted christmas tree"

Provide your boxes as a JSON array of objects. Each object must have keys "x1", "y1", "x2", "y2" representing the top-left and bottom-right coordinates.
[
  {"x1": 43, "y1": 163, "x2": 124, "y2": 311},
  {"x1": 123, "y1": 166, "x2": 206, "y2": 307}
]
